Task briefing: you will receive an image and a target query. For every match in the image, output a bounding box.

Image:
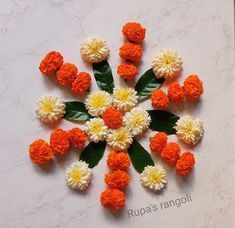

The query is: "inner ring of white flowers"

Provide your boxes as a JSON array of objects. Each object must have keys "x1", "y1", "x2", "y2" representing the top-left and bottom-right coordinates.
[{"x1": 84, "y1": 87, "x2": 151, "y2": 151}]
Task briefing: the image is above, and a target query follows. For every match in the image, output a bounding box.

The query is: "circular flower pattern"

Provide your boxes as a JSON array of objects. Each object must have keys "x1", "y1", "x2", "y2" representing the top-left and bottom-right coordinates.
[
  {"x1": 33, "y1": 26, "x2": 205, "y2": 210},
  {"x1": 85, "y1": 91, "x2": 112, "y2": 117},
  {"x1": 29, "y1": 139, "x2": 53, "y2": 165},
  {"x1": 35, "y1": 96, "x2": 65, "y2": 124},
  {"x1": 140, "y1": 165, "x2": 167, "y2": 191},
  {"x1": 152, "y1": 49, "x2": 182, "y2": 79},
  {"x1": 174, "y1": 115, "x2": 204, "y2": 145},
  {"x1": 65, "y1": 161, "x2": 92, "y2": 191},
  {"x1": 80, "y1": 37, "x2": 110, "y2": 63}
]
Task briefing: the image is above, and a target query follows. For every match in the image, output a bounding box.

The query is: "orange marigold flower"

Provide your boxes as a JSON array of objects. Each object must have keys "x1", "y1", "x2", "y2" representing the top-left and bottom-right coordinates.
[
  {"x1": 105, "y1": 170, "x2": 130, "y2": 190},
  {"x1": 100, "y1": 188, "x2": 125, "y2": 210},
  {"x1": 176, "y1": 152, "x2": 195, "y2": 176},
  {"x1": 102, "y1": 107, "x2": 123, "y2": 129},
  {"x1": 39, "y1": 51, "x2": 63, "y2": 75},
  {"x1": 161, "y1": 142, "x2": 181, "y2": 164},
  {"x1": 183, "y1": 75, "x2": 203, "y2": 100},
  {"x1": 167, "y1": 82, "x2": 185, "y2": 103},
  {"x1": 150, "y1": 132, "x2": 168, "y2": 154},
  {"x1": 122, "y1": 22, "x2": 146, "y2": 43},
  {"x1": 50, "y1": 129, "x2": 70, "y2": 155},
  {"x1": 117, "y1": 62, "x2": 138, "y2": 80},
  {"x1": 56, "y1": 63, "x2": 78, "y2": 86},
  {"x1": 71, "y1": 72, "x2": 91, "y2": 95},
  {"x1": 119, "y1": 42, "x2": 143, "y2": 62},
  {"x1": 107, "y1": 151, "x2": 130, "y2": 170},
  {"x1": 66, "y1": 128, "x2": 87, "y2": 149},
  {"x1": 29, "y1": 139, "x2": 53, "y2": 165},
  {"x1": 151, "y1": 89, "x2": 169, "y2": 109}
]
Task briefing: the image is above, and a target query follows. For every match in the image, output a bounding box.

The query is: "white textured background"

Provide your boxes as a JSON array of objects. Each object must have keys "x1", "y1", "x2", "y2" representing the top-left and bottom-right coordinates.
[{"x1": 0, "y1": 0, "x2": 234, "y2": 227}]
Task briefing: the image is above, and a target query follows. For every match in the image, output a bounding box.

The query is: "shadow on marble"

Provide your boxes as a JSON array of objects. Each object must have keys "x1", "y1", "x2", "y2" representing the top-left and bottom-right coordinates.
[
  {"x1": 38, "y1": 118, "x2": 64, "y2": 131},
  {"x1": 66, "y1": 180, "x2": 93, "y2": 196},
  {"x1": 168, "y1": 96, "x2": 203, "y2": 115},
  {"x1": 32, "y1": 159, "x2": 56, "y2": 174},
  {"x1": 174, "y1": 168, "x2": 196, "y2": 192},
  {"x1": 54, "y1": 147, "x2": 85, "y2": 171},
  {"x1": 101, "y1": 206, "x2": 126, "y2": 219}
]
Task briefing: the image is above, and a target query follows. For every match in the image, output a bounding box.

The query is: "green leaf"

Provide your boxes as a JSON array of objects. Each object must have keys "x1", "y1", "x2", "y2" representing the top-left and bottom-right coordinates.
[
  {"x1": 93, "y1": 60, "x2": 114, "y2": 94},
  {"x1": 127, "y1": 139, "x2": 154, "y2": 173},
  {"x1": 64, "y1": 101, "x2": 91, "y2": 121},
  {"x1": 148, "y1": 110, "x2": 180, "y2": 134},
  {"x1": 80, "y1": 141, "x2": 106, "y2": 168},
  {"x1": 135, "y1": 68, "x2": 164, "y2": 101}
]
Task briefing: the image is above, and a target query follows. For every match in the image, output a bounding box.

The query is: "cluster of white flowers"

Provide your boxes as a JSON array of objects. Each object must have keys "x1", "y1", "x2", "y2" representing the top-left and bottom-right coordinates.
[
  {"x1": 65, "y1": 161, "x2": 92, "y2": 191},
  {"x1": 35, "y1": 96, "x2": 65, "y2": 124},
  {"x1": 152, "y1": 49, "x2": 182, "y2": 79},
  {"x1": 84, "y1": 87, "x2": 151, "y2": 151},
  {"x1": 175, "y1": 115, "x2": 204, "y2": 145}
]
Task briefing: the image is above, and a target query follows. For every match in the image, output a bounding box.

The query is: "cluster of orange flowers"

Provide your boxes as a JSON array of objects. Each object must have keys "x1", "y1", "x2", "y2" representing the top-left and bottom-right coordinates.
[
  {"x1": 100, "y1": 151, "x2": 131, "y2": 210},
  {"x1": 149, "y1": 132, "x2": 195, "y2": 176},
  {"x1": 39, "y1": 51, "x2": 91, "y2": 96},
  {"x1": 29, "y1": 128, "x2": 87, "y2": 165},
  {"x1": 117, "y1": 22, "x2": 146, "y2": 80},
  {"x1": 151, "y1": 75, "x2": 203, "y2": 109}
]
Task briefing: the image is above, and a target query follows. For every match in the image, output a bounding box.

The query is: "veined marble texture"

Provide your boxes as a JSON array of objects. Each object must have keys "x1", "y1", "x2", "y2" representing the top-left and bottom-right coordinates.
[{"x1": 0, "y1": 0, "x2": 234, "y2": 227}]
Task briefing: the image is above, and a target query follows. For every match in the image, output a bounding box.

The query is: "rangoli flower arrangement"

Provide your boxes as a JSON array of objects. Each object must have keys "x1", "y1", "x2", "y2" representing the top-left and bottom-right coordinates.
[{"x1": 29, "y1": 22, "x2": 204, "y2": 211}]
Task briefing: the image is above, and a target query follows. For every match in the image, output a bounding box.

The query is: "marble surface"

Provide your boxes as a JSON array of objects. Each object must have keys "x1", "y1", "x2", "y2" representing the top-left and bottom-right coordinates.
[{"x1": 0, "y1": 0, "x2": 234, "y2": 227}]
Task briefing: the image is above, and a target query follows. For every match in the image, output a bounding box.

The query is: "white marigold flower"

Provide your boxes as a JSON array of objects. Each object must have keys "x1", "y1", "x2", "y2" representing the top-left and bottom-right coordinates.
[
  {"x1": 123, "y1": 107, "x2": 151, "y2": 136},
  {"x1": 80, "y1": 37, "x2": 110, "y2": 64},
  {"x1": 65, "y1": 161, "x2": 92, "y2": 191},
  {"x1": 107, "y1": 127, "x2": 133, "y2": 151},
  {"x1": 140, "y1": 165, "x2": 167, "y2": 192},
  {"x1": 152, "y1": 49, "x2": 183, "y2": 79},
  {"x1": 174, "y1": 115, "x2": 204, "y2": 145},
  {"x1": 85, "y1": 118, "x2": 109, "y2": 142},
  {"x1": 35, "y1": 96, "x2": 65, "y2": 124},
  {"x1": 85, "y1": 91, "x2": 112, "y2": 117},
  {"x1": 112, "y1": 87, "x2": 138, "y2": 112}
]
